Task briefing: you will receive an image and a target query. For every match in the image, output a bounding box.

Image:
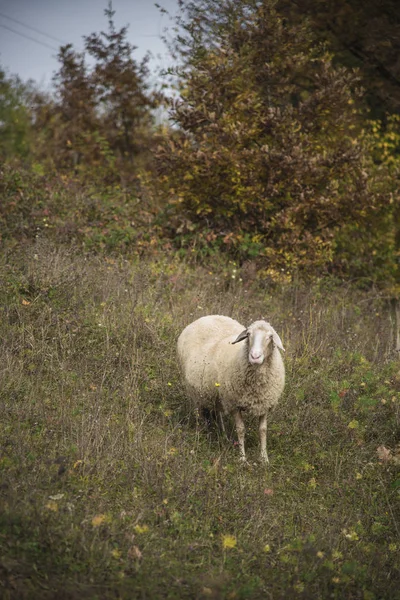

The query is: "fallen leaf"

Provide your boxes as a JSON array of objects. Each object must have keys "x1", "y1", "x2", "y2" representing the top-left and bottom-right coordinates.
[
  {"x1": 92, "y1": 514, "x2": 107, "y2": 527},
  {"x1": 377, "y1": 445, "x2": 392, "y2": 463},
  {"x1": 202, "y1": 587, "x2": 213, "y2": 597},
  {"x1": 128, "y1": 545, "x2": 142, "y2": 560},
  {"x1": 264, "y1": 488, "x2": 274, "y2": 496},
  {"x1": 48, "y1": 493, "x2": 64, "y2": 501}
]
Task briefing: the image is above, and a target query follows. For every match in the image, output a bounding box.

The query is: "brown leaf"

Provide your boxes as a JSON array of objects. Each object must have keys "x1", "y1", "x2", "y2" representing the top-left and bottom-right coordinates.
[
  {"x1": 128, "y1": 545, "x2": 142, "y2": 560},
  {"x1": 377, "y1": 445, "x2": 392, "y2": 463}
]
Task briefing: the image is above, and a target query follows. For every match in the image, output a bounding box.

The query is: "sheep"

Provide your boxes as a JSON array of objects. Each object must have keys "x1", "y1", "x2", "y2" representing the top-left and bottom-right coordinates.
[{"x1": 177, "y1": 315, "x2": 285, "y2": 463}]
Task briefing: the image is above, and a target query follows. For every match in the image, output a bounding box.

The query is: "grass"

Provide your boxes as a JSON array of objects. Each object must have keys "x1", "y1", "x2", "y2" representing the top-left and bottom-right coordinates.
[{"x1": 0, "y1": 241, "x2": 400, "y2": 599}]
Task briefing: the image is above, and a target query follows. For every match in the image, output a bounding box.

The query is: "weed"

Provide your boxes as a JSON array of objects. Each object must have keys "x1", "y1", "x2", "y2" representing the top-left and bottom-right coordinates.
[{"x1": 0, "y1": 243, "x2": 399, "y2": 599}]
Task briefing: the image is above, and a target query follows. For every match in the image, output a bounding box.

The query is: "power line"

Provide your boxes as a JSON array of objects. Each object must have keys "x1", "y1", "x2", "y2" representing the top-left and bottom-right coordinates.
[
  {"x1": 0, "y1": 11, "x2": 67, "y2": 45},
  {"x1": 0, "y1": 22, "x2": 59, "y2": 51}
]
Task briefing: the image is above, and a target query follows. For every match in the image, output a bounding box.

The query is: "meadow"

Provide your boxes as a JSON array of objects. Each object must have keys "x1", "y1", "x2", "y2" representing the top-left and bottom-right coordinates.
[{"x1": 1, "y1": 241, "x2": 399, "y2": 599}]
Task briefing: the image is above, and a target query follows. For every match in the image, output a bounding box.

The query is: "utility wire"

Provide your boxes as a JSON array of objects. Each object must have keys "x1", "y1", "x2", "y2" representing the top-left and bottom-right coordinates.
[
  {"x1": 0, "y1": 22, "x2": 59, "y2": 51},
  {"x1": 0, "y1": 10, "x2": 67, "y2": 45}
]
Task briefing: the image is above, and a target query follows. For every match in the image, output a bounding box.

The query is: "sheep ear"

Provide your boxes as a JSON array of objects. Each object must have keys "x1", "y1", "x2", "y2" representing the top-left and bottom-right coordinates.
[
  {"x1": 271, "y1": 329, "x2": 285, "y2": 352},
  {"x1": 232, "y1": 329, "x2": 248, "y2": 344}
]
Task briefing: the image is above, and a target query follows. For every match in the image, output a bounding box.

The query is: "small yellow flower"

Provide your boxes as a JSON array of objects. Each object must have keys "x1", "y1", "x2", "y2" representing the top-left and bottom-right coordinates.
[
  {"x1": 389, "y1": 543, "x2": 397, "y2": 552},
  {"x1": 167, "y1": 382, "x2": 172, "y2": 387},
  {"x1": 308, "y1": 477, "x2": 317, "y2": 489},
  {"x1": 222, "y1": 534, "x2": 237, "y2": 549},
  {"x1": 111, "y1": 549, "x2": 121, "y2": 559},
  {"x1": 348, "y1": 420, "x2": 359, "y2": 429},
  {"x1": 215, "y1": 382, "x2": 220, "y2": 387},
  {"x1": 355, "y1": 472, "x2": 363, "y2": 480},
  {"x1": 46, "y1": 501, "x2": 58, "y2": 512},
  {"x1": 263, "y1": 544, "x2": 271, "y2": 553},
  {"x1": 134, "y1": 524, "x2": 149, "y2": 534},
  {"x1": 317, "y1": 551, "x2": 325, "y2": 559}
]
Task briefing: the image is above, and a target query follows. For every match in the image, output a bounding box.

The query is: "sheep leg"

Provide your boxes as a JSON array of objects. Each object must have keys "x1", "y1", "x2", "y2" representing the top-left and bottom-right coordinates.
[
  {"x1": 233, "y1": 409, "x2": 246, "y2": 462},
  {"x1": 214, "y1": 399, "x2": 229, "y2": 441},
  {"x1": 259, "y1": 414, "x2": 269, "y2": 464},
  {"x1": 218, "y1": 410, "x2": 228, "y2": 438}
]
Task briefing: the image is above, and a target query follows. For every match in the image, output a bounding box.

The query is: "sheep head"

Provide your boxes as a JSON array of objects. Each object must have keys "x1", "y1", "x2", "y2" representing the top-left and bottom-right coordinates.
[{"x1": 232, "y1": 320, "x2": 285, "y2": 365}]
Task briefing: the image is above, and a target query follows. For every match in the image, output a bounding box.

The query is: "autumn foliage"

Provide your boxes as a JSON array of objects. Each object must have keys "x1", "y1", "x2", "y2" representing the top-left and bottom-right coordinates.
[
  {"x1": 0, "y1": 0, "x2": 400, "y2": 284},
  {"x1": 156, "y1": 0, "x2": 399, "y2": 279}
]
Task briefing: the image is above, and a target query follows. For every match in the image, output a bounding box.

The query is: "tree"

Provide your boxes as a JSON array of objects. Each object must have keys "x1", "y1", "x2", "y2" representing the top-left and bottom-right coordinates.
[
  {"x1": 156, "y1": 0, "x2": 397, "y2": 279},
  {"x1": 0, "y1": 68, "x2": 33, "y2": 161},
  {"x1": 35, "y1": 2, "x2": 160, "y2": 183},
  {"x1": 47, "y1": 44, "x2": 99, "y2": 171},
  {"x1": 277, "y1": 0, "x2": 400, "y2": 118},
  {"x1": 85, "y1": 3, "x2": 159, "y2": 164}
]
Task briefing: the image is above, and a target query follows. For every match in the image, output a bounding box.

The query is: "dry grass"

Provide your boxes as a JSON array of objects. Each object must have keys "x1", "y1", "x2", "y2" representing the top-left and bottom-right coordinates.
[{"x1": 1, "y1": 242, "x2": 399, "y2": 599}]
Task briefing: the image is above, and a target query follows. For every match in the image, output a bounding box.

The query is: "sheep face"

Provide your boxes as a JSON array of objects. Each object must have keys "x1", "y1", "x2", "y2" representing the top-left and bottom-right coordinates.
[{"x1": 232, "y1": 320, "x2": 285, "y2": 366}]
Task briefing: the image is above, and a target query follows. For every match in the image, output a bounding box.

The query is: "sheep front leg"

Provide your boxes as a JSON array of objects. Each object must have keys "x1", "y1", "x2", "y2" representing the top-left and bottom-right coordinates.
[
  {"x1": 233, "y1": 409, "x2": 246, "y2": 462},
  {"x1": 259, "y1": 414, "x2": 269, "y2": 464}
]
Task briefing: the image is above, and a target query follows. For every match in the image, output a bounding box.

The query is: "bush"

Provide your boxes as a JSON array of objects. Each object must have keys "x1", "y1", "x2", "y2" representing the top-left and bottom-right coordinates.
[{"x1": 156, "y1": 0, "x2": 398, "y2": 281}]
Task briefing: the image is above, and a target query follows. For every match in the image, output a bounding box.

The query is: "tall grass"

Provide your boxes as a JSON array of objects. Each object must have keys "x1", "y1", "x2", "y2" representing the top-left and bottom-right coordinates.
[{"x1": 0, "y1": 242, "x2": 399, "y2": 599}]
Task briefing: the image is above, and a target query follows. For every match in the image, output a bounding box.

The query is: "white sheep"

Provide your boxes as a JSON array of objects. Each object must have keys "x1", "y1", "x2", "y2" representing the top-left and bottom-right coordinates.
[{"x1": 177, "y1": 315, "x2": 285, "y2": 463}]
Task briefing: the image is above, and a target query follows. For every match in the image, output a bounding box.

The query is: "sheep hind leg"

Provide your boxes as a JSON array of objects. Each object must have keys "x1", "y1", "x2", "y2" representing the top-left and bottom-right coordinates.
[
  {"x1": 218, "y1": 410, "x2": 228, "y2": 438},
  {"x1": 215, "y1": 399, "x2": 229, "y2": 441},
  {"x1": 233, "y1": 409, "x2": 246, "y2": 462},
  {"x1": 259, "y1": 414, "x2": 269, "y2": 464}
]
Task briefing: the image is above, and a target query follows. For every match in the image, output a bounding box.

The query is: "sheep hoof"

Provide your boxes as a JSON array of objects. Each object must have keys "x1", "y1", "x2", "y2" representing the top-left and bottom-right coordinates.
[{"x1": 260, "y1": 455, "x2": 270, "y2": 465}]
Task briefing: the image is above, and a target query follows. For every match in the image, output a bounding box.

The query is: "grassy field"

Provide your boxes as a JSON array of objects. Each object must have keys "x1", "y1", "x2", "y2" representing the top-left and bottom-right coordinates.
[{"x1": 1, "y1": 241, "x2": 400, "y2": 599}]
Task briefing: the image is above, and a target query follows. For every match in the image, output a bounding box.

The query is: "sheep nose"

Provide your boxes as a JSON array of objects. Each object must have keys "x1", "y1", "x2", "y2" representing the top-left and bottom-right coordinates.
[{"x1": 250, "y1": 350, "x2": 263, "y2": 364}]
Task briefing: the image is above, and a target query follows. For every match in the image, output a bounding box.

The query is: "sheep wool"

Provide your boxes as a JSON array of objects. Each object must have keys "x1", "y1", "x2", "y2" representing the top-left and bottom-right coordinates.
[{"x1": 177, "y1": 315, "x2": 285, "y2": 463}]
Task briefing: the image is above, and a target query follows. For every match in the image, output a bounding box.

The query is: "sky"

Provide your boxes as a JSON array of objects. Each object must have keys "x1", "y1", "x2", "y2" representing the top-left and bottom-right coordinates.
[{"x1": 0, "y1": 0, "x2": 180, "y2": 90}]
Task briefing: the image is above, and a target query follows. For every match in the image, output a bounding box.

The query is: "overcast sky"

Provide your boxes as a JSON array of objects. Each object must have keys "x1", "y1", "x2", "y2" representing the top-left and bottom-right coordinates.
[{"x1": 0, "y1": 0, "x2": 179, "y2": 89}]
